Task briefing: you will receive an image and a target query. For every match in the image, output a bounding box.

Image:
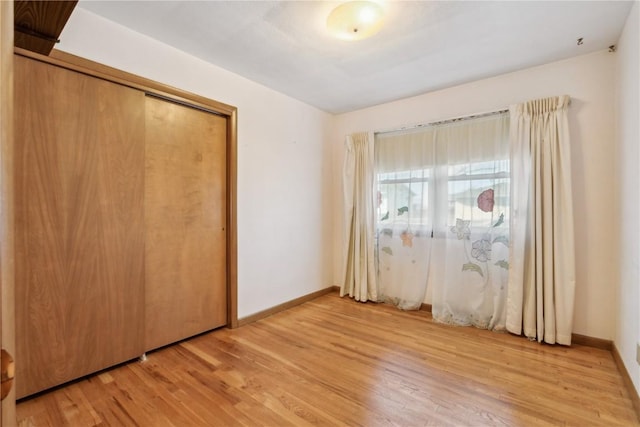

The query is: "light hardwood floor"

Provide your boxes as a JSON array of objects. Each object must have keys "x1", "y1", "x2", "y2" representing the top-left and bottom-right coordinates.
[{"x1": 17, "y1": 292, "x2": 639, "y2": 426}]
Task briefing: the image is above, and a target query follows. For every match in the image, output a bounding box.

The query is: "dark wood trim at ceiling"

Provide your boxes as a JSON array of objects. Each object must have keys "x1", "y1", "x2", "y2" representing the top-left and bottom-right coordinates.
[{"x1": 14, "y1": 0, "x2": 77, "y2": 55}]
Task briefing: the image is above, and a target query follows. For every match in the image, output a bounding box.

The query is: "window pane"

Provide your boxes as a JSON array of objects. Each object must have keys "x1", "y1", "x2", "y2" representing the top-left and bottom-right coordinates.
[
  {"x1": 445, "y1": 159, "x2": 509, "y2": 230},
  {"x1": 447, "y1": 177, "x2": 509, "y2": 229},
  {"x1": 377, "y1": 162, "x2": 510, "y2": 229},
  {"x1": 377, "y1": 169, "x2": 430, "y2": 227},
  {"x1": 449, "y1": 159, "x2": 509, "y2": 178}
]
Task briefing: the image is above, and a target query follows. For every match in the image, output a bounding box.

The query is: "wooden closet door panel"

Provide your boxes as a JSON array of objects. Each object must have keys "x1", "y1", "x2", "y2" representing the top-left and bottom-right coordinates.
[
  {"x1": 14, "y1": 56, "x2": 145, "y2": 398},
  {"x1": 145, "y1": 96, "x2": 227, "y2": 351}
]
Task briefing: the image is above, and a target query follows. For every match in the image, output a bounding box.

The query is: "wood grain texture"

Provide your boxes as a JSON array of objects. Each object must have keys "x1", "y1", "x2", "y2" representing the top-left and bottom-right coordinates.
[
  {"x1": 145, "y1": 96, "x2": 227, "y2": 351},
  {"x1": 238, "y1": 286, "x2": 337, "y2": 327},
  {"x1": 14, "y1": 55, "x2": 146, "y2": 398},
  {"x1": 418, "y1": 306, "x2": 614, "y2": 352},
  {"x1": 613, "y1": 343, "x2": 640, "y2": 422},
  {"x1": 572, "y1": 333, "x2": 613, "y2": 351},
  {"x1": 227, "y1": 108, "x2": 238, "y2": 329},
  {"x1": 0, "y1": 0, "x2": 16, "y2": 423},
  {"x1": 17, "y1": 48, "x2": 239, "y2": 329},
  {"x1": 15, "y1": 292, "x2": 640, "y2": 426},
  {"x1": 47, "y1": 49, "x2": 237, "y2": 117},
  {"x1": 14, "y1": 1, "x2": 77, "y2": 55}
]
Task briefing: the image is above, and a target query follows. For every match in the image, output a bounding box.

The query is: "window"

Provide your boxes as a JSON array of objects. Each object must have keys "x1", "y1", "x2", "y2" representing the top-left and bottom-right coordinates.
[
  {"x1": 376, "y1": 159, "x2": 509, "y2": 238},
  {"x1": 373, "y1": 112, "x2": 510, "y2": 314},
  {"x1": 377, "y1": 168, "x2": 430, "y2": 227}
]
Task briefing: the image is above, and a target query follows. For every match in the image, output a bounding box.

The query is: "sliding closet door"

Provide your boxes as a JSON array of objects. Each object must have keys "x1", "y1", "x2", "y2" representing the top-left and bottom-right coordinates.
[
  {"x1": 14, "y1": 56, "x2": 146, "y2": 398},
  {"x1": 145, "y1": 96, "x2": 227, "y2": 351}
]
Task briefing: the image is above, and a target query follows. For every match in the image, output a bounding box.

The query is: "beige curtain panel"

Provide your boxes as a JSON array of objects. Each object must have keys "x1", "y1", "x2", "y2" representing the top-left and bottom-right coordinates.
[
  {"x1": 506, "y1": 95, "x2": 575, "y2": 345},
  {"x1": 341, "y1": 132, "x2": 378, "y2": 302}
]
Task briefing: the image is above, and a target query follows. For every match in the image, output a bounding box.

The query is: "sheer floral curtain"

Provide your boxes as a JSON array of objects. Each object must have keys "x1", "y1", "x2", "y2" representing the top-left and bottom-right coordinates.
[
  {"x1": 375, "y1": 114, "x2": 510, "y2": 328},
  {"x1": 375, "y1": 127, "x2": 436, "y2": 309},
  {"x1": 364, "y1": 99, "x2": 575, "y2": 342},
  {"x1": 429, "y1": 115, "x2": 510, "y2": 330}
]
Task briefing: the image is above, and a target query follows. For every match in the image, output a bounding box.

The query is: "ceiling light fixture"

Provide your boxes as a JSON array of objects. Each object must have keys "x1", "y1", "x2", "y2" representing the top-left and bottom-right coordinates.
[{"x1": 326, "y1": 1, "x2": 384, "y2": 41}]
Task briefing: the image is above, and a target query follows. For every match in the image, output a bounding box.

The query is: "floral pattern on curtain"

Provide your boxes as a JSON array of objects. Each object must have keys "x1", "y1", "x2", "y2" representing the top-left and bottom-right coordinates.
[
  {"x1": 375, "y1": 113, "x2": 510, "y2": 330},
  {"x1": 376, "y1": 127, "x2": 435, "y2": 309}
]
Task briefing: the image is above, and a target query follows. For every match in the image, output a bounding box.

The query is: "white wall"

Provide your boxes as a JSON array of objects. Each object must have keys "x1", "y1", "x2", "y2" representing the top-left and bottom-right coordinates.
[
  {"x1": 615, "y1": 1, "x2": 640, "y2": 395},
  {"x1": 332, "y1": 50, "x2": 618, "y2": 340},
  {"x1": 57, "y1": 8, "x2": 334, "y2": 319},
  {"x1": 57, "y1": 6, "x2": 634, "y2": 349}
]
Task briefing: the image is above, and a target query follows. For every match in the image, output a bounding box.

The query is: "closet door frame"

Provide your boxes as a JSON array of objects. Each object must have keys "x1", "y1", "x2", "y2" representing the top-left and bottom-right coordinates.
[
  {"x1": 1, "y1": 1, "x2": 15, "y2": 423},
  {"x1": 15, "y1": 47, "x2": 239, "y2": 329}
]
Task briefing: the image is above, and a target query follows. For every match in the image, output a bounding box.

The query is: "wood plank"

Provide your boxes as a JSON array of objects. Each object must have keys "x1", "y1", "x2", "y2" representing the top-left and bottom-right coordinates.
[
  {"x1": 421, "y1": 304, "x2": 615, "y2": 352},
  {"x1": 14, "y1": 55, "x2": 146, "y2": 398},
  {"x1": 238, "y1": 286, "x2": 336, "y2": 326},
  {"x1": 613, "y1": 343, "x2": 640, "y2": 422},
  {"x1": 145, "y1": 96, "x2": 228, "y2": 351},
  {"x1": 16, "y1": 292, "x2": 640, "y2": 426},
  {"x1": 14, "y1": 1, "x2": 77, "y2": 55},
  {"x1": 572, "y1": 333, "x2": 613, "y2": 351}
]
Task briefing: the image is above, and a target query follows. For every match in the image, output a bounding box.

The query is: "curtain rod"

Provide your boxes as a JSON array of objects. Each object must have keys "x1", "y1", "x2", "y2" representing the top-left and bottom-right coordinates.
[{"x1": 375, "y1": 108, "x2": 509, "y2": 136}]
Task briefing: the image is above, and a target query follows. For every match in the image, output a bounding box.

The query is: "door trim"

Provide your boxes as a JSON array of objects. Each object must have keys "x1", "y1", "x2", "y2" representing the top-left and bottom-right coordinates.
[{"x1": 1, "y1": 0, "x2": 15, "y2": 424}]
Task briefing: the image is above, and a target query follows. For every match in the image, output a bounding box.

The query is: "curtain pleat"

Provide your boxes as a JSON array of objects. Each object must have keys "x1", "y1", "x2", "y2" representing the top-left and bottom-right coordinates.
[
  {"x1": 341, "y1": 132, "x2": 377, "y2": 302},
  {"x1": 507, "y1": 95, "x2": 575, "y2": 345}
]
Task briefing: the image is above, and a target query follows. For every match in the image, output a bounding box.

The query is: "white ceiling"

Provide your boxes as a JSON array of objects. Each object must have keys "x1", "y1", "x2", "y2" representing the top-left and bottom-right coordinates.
[{"x1": 76, "y1": 1, "x2": 634, "y2": 114}]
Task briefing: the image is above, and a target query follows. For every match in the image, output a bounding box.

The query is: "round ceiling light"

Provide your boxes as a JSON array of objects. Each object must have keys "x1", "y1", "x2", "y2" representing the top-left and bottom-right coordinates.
[{"x1": 326, "y1": 1, "x2": 384, "y2": 41}]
